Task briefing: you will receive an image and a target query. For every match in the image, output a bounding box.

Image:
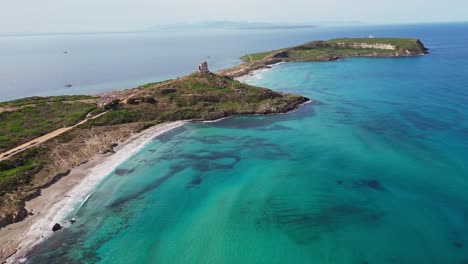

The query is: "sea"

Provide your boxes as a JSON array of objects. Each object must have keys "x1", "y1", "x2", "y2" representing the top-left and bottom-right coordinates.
[{"x1": 6, "y1": 23, "x2": 468, "y2": 263}]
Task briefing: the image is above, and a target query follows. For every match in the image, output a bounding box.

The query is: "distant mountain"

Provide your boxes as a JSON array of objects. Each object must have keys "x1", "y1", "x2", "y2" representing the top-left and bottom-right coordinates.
[{"x1": 148, "y1": 21, "x2": 318, "y2": 31}]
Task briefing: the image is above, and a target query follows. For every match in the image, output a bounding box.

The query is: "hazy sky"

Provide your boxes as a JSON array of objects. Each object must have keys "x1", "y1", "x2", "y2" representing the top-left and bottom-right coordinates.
[{"x1": 2, "y1": 0, "x2": 467, "y2": 33}]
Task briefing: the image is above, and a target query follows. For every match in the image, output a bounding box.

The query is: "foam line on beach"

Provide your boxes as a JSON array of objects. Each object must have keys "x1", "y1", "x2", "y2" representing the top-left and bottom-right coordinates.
[
  {"x1": 235, "y1": 61, "x2": 285, "y2": 82},
  {"x1": 6, "y1": 121, "x2": 187, "y2": 264}
]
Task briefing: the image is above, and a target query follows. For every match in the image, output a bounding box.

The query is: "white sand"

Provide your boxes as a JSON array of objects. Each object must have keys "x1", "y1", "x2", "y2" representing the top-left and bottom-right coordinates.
[{"x1": 0, "y1": 121, "x2": 186, "y2": 263}]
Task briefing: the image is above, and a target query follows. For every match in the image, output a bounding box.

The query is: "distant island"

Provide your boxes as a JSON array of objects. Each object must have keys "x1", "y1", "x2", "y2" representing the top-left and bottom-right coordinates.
[
  {"x1": 149, "y1": 21, "x2": 317, "y2": 31},
  {"x1": 0, "y1": 37, "x2": 428, "y2": 262},
  {"x1": 218, "y1": 38, "x2": 428, "y2": 78}
]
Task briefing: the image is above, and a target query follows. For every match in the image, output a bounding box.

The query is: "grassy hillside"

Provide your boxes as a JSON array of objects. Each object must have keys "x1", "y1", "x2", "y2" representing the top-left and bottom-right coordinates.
[
  {"x1": 0, "y1": 97, "x2": 97, "y2": 153},
  {"x1": 87, "y1": 72, "x2": 305, "y2": 127},
  {"x1": 327, "y1": 38, "x2": 423, "y2": 51}
]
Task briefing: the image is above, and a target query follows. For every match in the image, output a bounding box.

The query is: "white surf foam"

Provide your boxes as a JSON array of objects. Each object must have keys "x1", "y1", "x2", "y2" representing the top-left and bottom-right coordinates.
[{"x1": 6, "y1": 121, "x2": 187, "y2": 263}]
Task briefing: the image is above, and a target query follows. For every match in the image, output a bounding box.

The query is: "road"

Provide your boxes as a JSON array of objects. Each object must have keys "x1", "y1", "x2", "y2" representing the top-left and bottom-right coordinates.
[{"x1": 0, "y1": 111, "x2": 108, "y2": 161}]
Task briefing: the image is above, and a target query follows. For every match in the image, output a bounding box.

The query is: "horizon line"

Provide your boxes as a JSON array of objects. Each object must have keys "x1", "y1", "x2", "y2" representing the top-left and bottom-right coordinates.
[{"x1": 0, "y1": 20, "x2": 466, "y2": 38}]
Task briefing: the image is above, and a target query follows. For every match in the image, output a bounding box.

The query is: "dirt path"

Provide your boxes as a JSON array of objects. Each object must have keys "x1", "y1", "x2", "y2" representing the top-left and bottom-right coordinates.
[{"x1": 0, "y1": 111, "x2": 108, "y2": 161}]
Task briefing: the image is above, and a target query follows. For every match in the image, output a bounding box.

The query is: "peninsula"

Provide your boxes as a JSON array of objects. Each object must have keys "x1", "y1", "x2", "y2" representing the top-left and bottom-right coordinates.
[
  {"x1": 0, "y1": 70, "x2": 308, "y2": 229},
  {"x1": 218, "y1": 37, "x2": 428, "y2": 78},
  {"x1": 0, "y1": 37, "x2": 428, "y2": 262}
]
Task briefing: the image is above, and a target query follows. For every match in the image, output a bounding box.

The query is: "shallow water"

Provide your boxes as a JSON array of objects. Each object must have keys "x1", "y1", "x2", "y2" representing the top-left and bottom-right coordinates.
[{"x1": 26, "y1": 23, "x2": 468, "y2": 263}]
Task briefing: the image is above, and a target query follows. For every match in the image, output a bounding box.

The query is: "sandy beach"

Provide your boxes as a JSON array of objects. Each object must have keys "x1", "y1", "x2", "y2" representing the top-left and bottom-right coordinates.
[{"x1": 0, "y1": 121, "x2": 186, "y2": 264}]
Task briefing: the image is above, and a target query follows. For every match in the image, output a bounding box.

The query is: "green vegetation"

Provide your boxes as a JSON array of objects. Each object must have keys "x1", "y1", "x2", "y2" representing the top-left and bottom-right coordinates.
[
  {"x1": 242, "y1": 51, "x2": 276, "y2": 63},
  {"x1": 88, "y1": 108, "x2": 143, "y2": 126},
  {"x1": 0, "y1": 99, "x2": 97, "y2": 152},
  {"x1": 224, "y1": 38, "x2": 428, "y2": 77},
  {"x1": 127, "y1": 96, "x2": 157, "y2": 105},
  {"x1": 0, "y1": 95, "x2": 95, "y2": 107},
  {"x1": 0, "y1": 148, "x2": 40, "y2": 196},
  {"x1": 288, "y1": 47, "x2": 396, "y2": 61},
  {"x1": 88, "y1": 72, "x2": 307, "y2": 126},
  {"x1": 0, "y1": 160, "x2": 34, "y2": 180},
  {"x1": 88, "y1": 106, "x2": 107, "y2": 116},
  {"x1": 328, "y1": 38, "x2": 421, "y2": 51},
  {"x1": 248, "y1": 38, "x2": 426, "y2": 63}
]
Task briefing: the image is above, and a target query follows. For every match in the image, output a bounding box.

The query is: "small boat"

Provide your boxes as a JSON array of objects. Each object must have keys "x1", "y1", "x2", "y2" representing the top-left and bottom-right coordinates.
[{"x1": 65, "y1": 84, "x2": 73, "y2": 88}]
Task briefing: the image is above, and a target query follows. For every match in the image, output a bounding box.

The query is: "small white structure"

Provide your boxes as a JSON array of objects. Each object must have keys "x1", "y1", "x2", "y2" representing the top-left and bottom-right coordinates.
[
  {"x1": 368, "y1": 35, "x2": 376, "y2": 39},
  {"x1": 198, "y1": 61, "x2": 209, "y2": 73}
]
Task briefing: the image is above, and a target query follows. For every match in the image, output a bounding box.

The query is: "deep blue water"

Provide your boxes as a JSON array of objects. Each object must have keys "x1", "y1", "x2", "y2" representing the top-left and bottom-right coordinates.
[
  {"x1": 1, "y1": 23, "x2": 466, "y2": 101},
  {"x1": 22, "y1": 23, "x2": 468, "y2": 263}
]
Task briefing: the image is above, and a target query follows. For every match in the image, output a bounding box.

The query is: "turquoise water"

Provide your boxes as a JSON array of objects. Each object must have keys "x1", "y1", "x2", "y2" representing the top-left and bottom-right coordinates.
[{"x1": 26, "y1": 24, "x2": 468, "y2": 263}]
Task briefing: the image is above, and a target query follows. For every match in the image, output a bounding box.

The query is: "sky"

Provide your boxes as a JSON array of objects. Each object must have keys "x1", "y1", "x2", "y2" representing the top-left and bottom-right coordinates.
[{"x1": 1, "y1": 0, "x2": 467, "y2": 33}]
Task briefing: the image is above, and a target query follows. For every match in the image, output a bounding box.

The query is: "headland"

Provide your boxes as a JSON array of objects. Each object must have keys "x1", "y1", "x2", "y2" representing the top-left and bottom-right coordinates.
[{"x1": 217, "y1": 38, "x2": 428, "y2": 78}]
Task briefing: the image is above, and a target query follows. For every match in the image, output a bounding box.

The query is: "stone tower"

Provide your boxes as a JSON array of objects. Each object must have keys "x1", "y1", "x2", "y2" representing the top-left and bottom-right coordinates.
[{"x1": 198, "y1": 61, "x2": 209, "y2": 73}]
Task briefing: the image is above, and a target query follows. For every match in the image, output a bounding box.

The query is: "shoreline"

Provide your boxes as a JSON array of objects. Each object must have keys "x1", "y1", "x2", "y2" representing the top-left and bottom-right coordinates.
[
  {"x1": 0, "y1": 121, "x2": 186, "y2": 263},
  {"x1": 218, "y1": 38, "x2": 428, "y2": 79},
  {"x1": 234, "y1": 61, "x2": 285, "y2": 81},
  {"x1": 0, "y1": 69, "x2": 309, "y2": 262},
  {"x1": 0, "y1": 98, "x2": 310, "y2": 262},
  {"x1": 227, "y1": 52, "x2": 427, "y2": 80}
]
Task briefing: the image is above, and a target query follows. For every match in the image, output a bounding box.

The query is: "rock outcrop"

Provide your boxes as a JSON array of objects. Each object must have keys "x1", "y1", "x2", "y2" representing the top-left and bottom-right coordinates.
[
  {"x1": 335, "y1": 42, "x2": 396, "y2": 50},
  {"x1": 52, "y1": 223, "x2": 62, "y2": 232}
]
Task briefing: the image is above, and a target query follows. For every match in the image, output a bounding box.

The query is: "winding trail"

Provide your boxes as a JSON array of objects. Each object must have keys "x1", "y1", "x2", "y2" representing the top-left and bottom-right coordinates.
[{"x1": 0, "y1": 111, "x2": 108, "y2": 161}]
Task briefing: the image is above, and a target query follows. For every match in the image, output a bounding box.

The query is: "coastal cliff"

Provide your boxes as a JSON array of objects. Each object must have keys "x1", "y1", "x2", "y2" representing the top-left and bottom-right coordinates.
[
  {"x1": 0, "y1": 72, "x2": 308, "y2": 229},
  {"x1": 218, "y1": 38, "x2": 429, "y2": 78}
]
